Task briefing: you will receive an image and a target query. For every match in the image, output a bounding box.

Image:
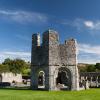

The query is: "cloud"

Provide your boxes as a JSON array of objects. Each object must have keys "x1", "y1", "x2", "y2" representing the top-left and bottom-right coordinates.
[
  {"x1": 78, "y1": 43, "x2": 100, "y2": 55},
  {"x1": 0, "y1": 51, "x2": 31, "y2": 63},
  {"x1": 78, "y1": 43, "x2": 100, "y2": 64},
  {"x1": 78, "y1": 55, "x2": 100, "y2": 64},
  {"x1": 60, "y1": 18, "x2": 100, "y2": 33},
  {"x1": 0, "y1": 10, "x2": 48, "y2": 24},
  {"x1": 84, "y1": 20, "x2": 100, "y2": 30},
  {"x1": 84, "y1": 21, "x2": 94, "y2": 29},
  {"x1": 74, "y1": 19, "x2": 100, "y2": 32}
]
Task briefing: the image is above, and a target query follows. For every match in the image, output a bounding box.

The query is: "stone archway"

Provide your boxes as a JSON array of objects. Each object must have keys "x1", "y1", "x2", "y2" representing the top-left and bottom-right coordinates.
[
  {"x1": 56, "y1": 67, "x2": 72, "y2": 90},
  {"x1": 38, "y1": 71, "x2": 45, "y2": 88}
]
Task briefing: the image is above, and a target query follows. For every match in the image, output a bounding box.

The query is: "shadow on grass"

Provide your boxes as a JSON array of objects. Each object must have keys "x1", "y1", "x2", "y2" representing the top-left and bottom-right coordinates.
[
  {"x1": 0, "y1": 87, "x2": 50, "y2": 91},
  {"x1": 0, "y1": 86, "x2": 31, "y2": 90}
]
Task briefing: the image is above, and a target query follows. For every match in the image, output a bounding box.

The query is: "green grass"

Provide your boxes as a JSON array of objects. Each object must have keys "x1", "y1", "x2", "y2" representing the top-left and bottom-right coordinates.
[{"x1": 0, "y1": 88, "x2": 99, "y2": 100}]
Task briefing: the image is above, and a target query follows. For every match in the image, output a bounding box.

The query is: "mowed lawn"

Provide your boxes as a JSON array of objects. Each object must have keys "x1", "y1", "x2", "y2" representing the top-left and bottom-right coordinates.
[{"x1": 0, "y1": 88, "x2": 100, "y2": 100}]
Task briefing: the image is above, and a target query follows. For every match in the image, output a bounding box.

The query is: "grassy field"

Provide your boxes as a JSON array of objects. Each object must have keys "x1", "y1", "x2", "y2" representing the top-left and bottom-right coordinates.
[{"x1": 0, "y1": 88, "x2": 100, "y2": 100}]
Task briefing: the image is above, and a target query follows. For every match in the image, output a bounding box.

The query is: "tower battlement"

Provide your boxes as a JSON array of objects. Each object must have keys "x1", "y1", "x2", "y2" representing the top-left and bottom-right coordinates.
[
  {"x1": 42, "y1": 29, "x2": 59, "y2": 45},
  {"x1": 32, "y1": 33, "x2": 40, "y2": 46}
]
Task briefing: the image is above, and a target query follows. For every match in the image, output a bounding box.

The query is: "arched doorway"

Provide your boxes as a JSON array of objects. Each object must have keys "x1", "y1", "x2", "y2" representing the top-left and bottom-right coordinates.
[
  {"x1": 38, "y1": 71, "x2": 45, "y2": 88},
  {"x1": 56, "y1": 67, "x2": 72, "y2": 90}
]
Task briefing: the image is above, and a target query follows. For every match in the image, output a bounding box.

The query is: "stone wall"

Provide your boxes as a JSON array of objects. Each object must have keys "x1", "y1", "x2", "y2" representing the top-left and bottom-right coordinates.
[{"x1": 0, "y1": 72, "x2": 22, "y2": 83}]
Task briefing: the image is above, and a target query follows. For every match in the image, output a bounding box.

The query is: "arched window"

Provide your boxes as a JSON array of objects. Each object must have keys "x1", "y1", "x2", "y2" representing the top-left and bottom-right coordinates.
[{"x1": 38, "y1": 71, "x2": 45, "y2": 88}]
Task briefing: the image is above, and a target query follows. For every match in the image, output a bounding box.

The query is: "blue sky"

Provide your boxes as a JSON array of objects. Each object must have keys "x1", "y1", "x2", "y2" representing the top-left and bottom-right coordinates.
[{"x1": 0, "y1": 0, "x2": 100, "y2": 63}]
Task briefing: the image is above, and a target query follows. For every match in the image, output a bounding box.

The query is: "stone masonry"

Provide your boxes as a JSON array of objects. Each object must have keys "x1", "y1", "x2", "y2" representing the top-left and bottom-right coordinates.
[{"x1": 31, "y1": 29, "x2": 79, "y2": 91}]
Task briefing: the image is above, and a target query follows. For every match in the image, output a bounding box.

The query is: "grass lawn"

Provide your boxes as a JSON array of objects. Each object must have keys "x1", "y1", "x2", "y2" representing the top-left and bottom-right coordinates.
[{"x1": 0, "y1": 88, "x2": 99, "y2": 100}]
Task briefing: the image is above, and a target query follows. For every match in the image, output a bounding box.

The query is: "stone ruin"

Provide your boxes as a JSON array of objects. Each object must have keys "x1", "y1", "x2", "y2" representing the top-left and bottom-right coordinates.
[{"x1": 31, "y1": 29, "x2": 79, "y2": 90}]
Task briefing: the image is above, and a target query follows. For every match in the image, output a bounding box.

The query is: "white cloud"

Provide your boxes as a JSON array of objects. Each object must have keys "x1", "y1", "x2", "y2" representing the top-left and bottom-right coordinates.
[
  {"x1": 78, "y1": 43, "x2": 100, "y2": 64},
  {"x1": 84, "y1": 21, "x2": 94, "y2": 29},
  {"x1": 84, "y1": 20, "x2": 100, "y2": 30},
  {"x1": 78, "y1": 57, "x2": 98, "y2": 64},
  {"x1": 78, "y1": 43, "x2": 100, "y2": 55},
  {"x1": 0, "y1": 51, "x2": 31, "y2": 63},
  {"x1": 60, "y1": 18, "x2": 100, "y2": 32},
  {"x1": 4, "y1": 51, "x2": 31, "y2": 56},
  {"x1": 0, "y1": 10, "x2": 48, "y2": 24}
]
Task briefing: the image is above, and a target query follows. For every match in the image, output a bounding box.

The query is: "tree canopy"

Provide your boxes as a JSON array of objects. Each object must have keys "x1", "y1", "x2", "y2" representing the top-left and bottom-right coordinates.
[
  {"x1": 79, "y1": 63, "x2": 100, "y2": 72},
  {"x1": 1, "y1": 58, "x2": 30, "y2": 75}
]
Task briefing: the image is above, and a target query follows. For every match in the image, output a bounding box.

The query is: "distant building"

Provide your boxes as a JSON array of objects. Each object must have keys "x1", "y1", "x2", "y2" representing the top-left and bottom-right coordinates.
[{"x1": 0, "y1": 72, "x2": 22, "y2": 83}]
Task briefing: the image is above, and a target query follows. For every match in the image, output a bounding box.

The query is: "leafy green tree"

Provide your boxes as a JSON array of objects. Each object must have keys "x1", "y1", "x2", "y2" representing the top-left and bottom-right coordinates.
[
  {"x1": 95, "y1": 63, "x2": 100, "y2": 71},
  {"x1": 79, "y1": 67, "x2": 88, "y2": 72},
  {"x1": 2, "y1": 58, "x2": 30, "y2": 75},
  {"x1": 87, "y1": 65, "x2": 96, "y2": 72},
  {"x1": 22, "y1": 69, "x2": 31, "y2": 76},
  {"x1": 0, "y1": 64, "x2": 10, "y2": 73}
]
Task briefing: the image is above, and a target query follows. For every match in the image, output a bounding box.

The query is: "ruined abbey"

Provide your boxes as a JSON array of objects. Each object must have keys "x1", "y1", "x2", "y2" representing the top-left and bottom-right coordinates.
[{"x1": 31, "y1": 29, "x2": 79, "y2": 90}]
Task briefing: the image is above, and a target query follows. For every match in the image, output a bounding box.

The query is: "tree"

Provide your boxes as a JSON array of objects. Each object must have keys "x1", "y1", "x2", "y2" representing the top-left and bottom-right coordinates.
[
  {"x1": 87, "y1": 65, "x2": 96, "y2": 72},
  {"x1": 2, "y1": 58, "x2": 30, "y2": 75},
  {"x1": 0, "y1": 64, "x2": 9, "y2": 73},
  {"x1": 22, "y1": 69, "x2": 31, "y2": 76},
  {"x1": 95, "y1": 63, "x2": 100, "y2": 71},
  {"x1": 79, "y1": 67, "x2": 88, "y2": 72}
]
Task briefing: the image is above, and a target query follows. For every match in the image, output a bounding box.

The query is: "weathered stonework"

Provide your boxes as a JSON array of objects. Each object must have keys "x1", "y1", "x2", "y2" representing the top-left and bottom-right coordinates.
[{"x1": 31, "y1": 29, "x2": 79, "y2": 91}]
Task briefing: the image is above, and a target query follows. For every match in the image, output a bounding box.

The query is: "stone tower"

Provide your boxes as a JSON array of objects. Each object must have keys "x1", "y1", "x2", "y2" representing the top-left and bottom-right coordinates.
[{"x1": 31, "y1": 29, "x2": 79, "y2": 91}]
